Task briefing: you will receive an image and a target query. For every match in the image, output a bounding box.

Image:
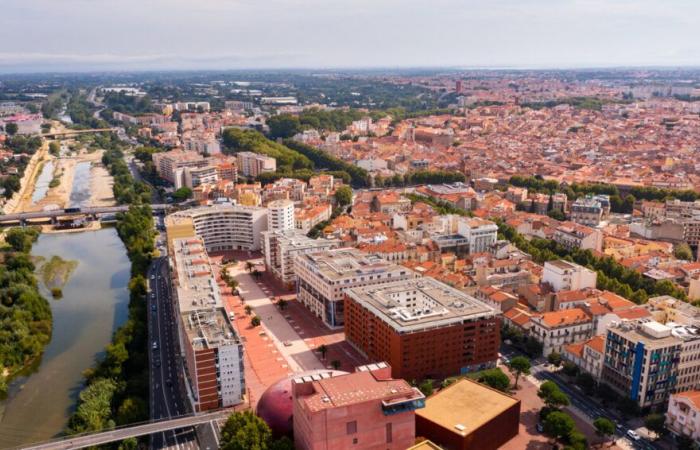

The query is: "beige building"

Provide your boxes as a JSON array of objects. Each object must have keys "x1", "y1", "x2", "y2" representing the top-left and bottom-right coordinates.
[
  {"x1": 294, "y1": 248, "x2": 416, "y2": 328},
  {"x1": 236, "y1": 151, "x2": 276, "y2": 178},
  {"x1": 667, "y1": 391, "x2": 700, "y2": 444}
]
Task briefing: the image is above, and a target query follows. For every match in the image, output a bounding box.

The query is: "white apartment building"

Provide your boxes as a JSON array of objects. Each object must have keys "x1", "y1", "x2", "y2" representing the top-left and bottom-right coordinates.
[
  {"x1": 267, "y1": 199, "x2": 295, "y2": 232},
  {"x1": 181, "y1": 165, "x2": 218, "y2": 189},
  {"x1": 553, "y1": 223, "x2": 603, "y2": 252},
  {"x1": 236, "y1": 151, "x2": 276, "y2": 178},
  {"x1": 294, "y1": 248, "x2": 416, "y2": 328},
  {"x1": 262, "y1": 229, "x2": 340, "y2": 287},
  {"x1": 168, "y1": 204, "x2": 268, "y2": 251},
  {"x1": 542, "y1": 260, "x2": 597, "y2": 292},
  {"x1": 563, "y1": 335, "x2": 606, "y2": 379},
  {"x1": 456, "y1": 217, "x2": 499, "y2": 254},
  {"x1": 170, "y1": 237, "x2": 245, "y2": 411},
  {"x1": 570, "y1": 195, "x2": 610, "y2": 226},
  {"x1": 152, "y1": 149, "x2": 208, "y2": 184},
  {"x1": 530, "y1": 308, "x2": 593, "y2": 356},
  {"x1": 667, "y1": 391, "x2": 700, "y2": 443}
]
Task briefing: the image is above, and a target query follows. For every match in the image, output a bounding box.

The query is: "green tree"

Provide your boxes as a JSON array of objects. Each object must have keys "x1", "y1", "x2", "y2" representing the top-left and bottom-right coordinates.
[
  {"x1": 220, "y1": 411, "x2": 273, "y2": 450},
  {"x1": 538, "y1": 381, "x2": 570, "y2": 409},
  {"x1": 477, "y1": 368, "x2": 511, "y2": 392},
  {"x1": 4, "y1": 122, "x2": 18, "y2": 135},
  {"x1": 318, "y1": 344, "x2": 328, "y2": 360},
  {"x1": 116, "y1": 397, "x2": 147, "y2": 425},
  {"x1": 575, "y1": 372, "x2": 596, "y2": 395},
  {"x1": 593, "y1": 417, "x2": 615, "y2": 445},
  {"x1": 548, "y1": 351, "x2": 562, "y2": 367},
  {"x1": 172, "y1": 187, "x2": 193, "y2": 202},
  {"x1": 508, "y1": 356, "x2": 531, "y2": 389},
  {"x1": 49, "y1": 141, "x2": 60, "y2": 156},
  {"x1": 251, "y1": 315, "x2": 261, "y2": 327},
  {"x1": 334, "y1": 185, "x2": 353, "y2": 207},
  {"x1": 244, "y1": 305, "x2": 253, "y2": 315},
  {"x1": 567, "y1": 429, "x2": 587, "y2": 450},
  {"x1": 267, "y1": 114, "x2": 301, "y2": 139},
  {"x1": 677, "y1": 434, "x2": 699, "y2": 450},
  {"x1": 1, "y1": 175, "x2": 21, "y2": 194},
  {"x1": 562, "y1": 361, "x2": 579, "y2": 377},
  {"x1": 5, "y1": 227, "x2": 40, "y2": 252},
  {"x1": 674, "y1": 243, "x2": 694, "y2": 261},
  {"x1": 543, "y1": 411, "x2": 575, "y2": 441},
  {"x1": 418, "y1": 379, "x2": 434, "y2": 397},
  {"x1": 644, "y1": 413, "x2": 666, "y2": 437}
]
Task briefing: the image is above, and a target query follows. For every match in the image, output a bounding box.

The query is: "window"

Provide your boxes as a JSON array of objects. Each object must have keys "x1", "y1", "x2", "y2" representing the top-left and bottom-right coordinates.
[
  {"x1": 347, "y1": 421, "x2": 357, "y2": 435},
  {"x1": 386, "y1": 423, "x2": 393, "y2": 443}
]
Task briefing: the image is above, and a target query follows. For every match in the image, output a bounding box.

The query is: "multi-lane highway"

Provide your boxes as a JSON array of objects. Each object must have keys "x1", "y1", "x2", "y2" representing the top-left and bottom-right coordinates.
[{"x1": 148, "y1": 256, "x2": 198, "y2": 450}]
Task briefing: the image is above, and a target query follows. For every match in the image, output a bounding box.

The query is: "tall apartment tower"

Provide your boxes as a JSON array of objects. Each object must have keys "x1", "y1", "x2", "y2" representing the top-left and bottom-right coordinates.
[{"x1": 267, "y1": 199, "x2": 295, "y2": 232}]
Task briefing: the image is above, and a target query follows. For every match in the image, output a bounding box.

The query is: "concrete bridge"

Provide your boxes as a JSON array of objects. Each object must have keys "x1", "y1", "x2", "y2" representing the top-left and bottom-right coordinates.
[
  {"x1": 41, "y1": 128, "x2": 118, "y2": 138},
  {"x1": 0, "y1": 204, "x2": 168, "y2": 225},
  {"x1": 17, "y1": 409, "x2": 235, "y2": 450}
]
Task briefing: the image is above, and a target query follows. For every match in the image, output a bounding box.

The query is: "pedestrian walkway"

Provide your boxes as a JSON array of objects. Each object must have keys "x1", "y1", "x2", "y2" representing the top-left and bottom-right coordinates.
[{"x1": 231, "y1": 263, "x2": 325, "y2": 372}]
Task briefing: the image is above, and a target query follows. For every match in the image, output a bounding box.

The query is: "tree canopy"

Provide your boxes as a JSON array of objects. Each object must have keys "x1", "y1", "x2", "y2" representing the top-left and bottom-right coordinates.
[{"x1": 219, "y1": 411, "x2": 293, "y2": 450}]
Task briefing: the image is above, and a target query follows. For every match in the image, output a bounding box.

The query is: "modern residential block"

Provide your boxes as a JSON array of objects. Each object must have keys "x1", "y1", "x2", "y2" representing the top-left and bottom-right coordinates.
[
  {"x1": 294, "y1": 248, "x2": 415, "y2": 328},
  {"x1": 344, "y1": 277, "x2": 499, "y2": 380}
]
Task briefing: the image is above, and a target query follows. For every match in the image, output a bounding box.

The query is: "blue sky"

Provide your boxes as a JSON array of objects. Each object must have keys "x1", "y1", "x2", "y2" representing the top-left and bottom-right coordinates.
[{"x1": 1, "y1": 0, "x2": 699, "y2": 72}]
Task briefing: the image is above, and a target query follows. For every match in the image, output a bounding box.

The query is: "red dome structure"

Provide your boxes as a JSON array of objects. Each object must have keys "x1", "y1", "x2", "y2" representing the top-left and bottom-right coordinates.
[{"x1": 256, "y1": 370, "x2": 347, "y2": 436}]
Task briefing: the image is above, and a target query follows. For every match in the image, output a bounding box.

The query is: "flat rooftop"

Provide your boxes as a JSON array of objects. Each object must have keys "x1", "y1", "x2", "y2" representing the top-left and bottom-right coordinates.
[
  {"x1": 297, "y1": 248, "x2": 408, "y2": 282},
  {"x1": 346, "y1": 277, "x2": 496, "y2": 333},
  {"x1": 294, "y1": 362, "x2": 423, "y2": 413},
  {"x1": 609, "y1": 321, "x2": 682, "y2": 347},
  {"x1": 264, "y1": 229, "x2": 339, "y2": 249},
  {"x1": 416, "y1": 378, "x2": 519, "y2": 437},
  {"x1": 181, "y1": 307, "x2": 240, "y2": 351},
  {"x1": 172, "y1": 237, "x2": 222, "y2": 312},
  {"x1": 546, "y1": 259, "x2": 583, "y2": 271}
]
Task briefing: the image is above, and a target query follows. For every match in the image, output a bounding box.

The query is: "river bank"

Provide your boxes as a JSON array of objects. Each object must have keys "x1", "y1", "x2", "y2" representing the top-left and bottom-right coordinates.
[
  {"x1": 17, "y1": 149, "x2": 114, "y2": 213},
  {"x1": 0, "y1": 228, "x2": 131, "y2": 448}
]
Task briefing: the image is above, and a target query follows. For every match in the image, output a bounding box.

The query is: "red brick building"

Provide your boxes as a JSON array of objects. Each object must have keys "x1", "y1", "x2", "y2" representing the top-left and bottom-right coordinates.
[
  {"x1": 344, "y1": 277, "x2": 500, "y2": 381},
  {"x1": 292, "y1": 362, "x2": 425, "y2": 450}
]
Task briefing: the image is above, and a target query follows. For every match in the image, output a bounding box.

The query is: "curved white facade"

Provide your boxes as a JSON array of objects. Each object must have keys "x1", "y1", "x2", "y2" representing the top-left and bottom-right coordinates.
[{"x1": 173, "y1": 204, "x2": 268, "y2": 251}]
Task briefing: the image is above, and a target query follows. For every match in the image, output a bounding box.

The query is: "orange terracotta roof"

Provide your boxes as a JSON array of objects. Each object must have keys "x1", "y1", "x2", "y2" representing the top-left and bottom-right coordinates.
[
  {"x1": 539, "y1": 308, "x2": 591, "y2": 328},
  {"x1": 675, "y1": 391, "x2": 700, "y2": 410}
]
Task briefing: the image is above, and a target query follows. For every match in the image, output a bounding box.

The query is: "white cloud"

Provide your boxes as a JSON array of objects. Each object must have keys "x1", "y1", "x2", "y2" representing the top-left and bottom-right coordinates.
[{"x1": 0, "y1": 0, "x2": 698, "y2": 72}]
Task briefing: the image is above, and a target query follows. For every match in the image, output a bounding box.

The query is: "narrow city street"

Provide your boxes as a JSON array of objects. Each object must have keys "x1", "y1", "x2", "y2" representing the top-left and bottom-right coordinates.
[{"x1": 148, "y1": 257, "x2": 200, "y2": 450}]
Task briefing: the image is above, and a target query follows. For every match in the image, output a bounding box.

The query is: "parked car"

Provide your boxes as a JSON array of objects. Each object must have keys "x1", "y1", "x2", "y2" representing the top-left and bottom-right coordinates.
[
  {"x1": 627, "y1": 430, "x2": 641, "y2": 441},
  {"x1": 152, "y1": 341, "x2": 158, "y2": 350}
]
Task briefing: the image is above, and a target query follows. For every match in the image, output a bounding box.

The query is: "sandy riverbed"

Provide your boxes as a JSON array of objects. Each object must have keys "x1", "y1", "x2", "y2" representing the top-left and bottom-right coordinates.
[{"x1": 18, "y1": 149, "x2": 115, "y2": 212}]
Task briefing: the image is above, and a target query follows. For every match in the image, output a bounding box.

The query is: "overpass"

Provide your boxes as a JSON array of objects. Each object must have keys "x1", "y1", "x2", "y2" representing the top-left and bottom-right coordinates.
[
  {"x1": 41, "y1": 128, "x2": 118, "y2": 138},
  {"x1": 18, "y1": 409, "x2": 235, "y2": 450},
  {"x1": 0, "y1": 204, "x2": 169, "y2": 224}
]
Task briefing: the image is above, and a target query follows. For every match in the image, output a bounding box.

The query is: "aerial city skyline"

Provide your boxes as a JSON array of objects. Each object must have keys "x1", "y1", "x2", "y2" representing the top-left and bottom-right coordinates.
[{"x1": 1, "y1": 2, "x2": 700, "y2": 450}]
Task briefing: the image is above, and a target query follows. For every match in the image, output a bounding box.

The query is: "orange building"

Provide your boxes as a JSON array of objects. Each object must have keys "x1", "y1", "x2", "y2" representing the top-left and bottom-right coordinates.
[{"x1": 344, "y1": 277, "x2": 499, "y2": 381}]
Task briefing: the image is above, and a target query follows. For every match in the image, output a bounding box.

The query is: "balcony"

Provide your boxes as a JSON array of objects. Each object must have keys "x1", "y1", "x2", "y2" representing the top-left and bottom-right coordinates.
[{"x1": 381, "y1": 388, "x2": 426, "y2": 416}]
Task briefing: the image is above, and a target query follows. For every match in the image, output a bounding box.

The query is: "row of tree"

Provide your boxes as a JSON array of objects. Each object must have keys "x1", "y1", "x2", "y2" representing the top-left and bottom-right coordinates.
[
  {"x1": 223, "y1": 128, "x2": 312, "y2": 173},
  {"x1": 497, "y1": 222, "x2": 688, "y2": 302},
  {"x1": 0, "y1": 227, "x2": 52, "y2": 394},
  {"x1": 283, "y1": 139, "x2": 370, "y2": 187},
  {"x1": 102, "y1": 144, "x2": 152, "y2": 205},
  {"x1": 67, "y1": 142, "x2": 154, "y2": 442},
  {"x1": 267, "y1": 108, "x2": 367, "y2": 138},
  {"x1": 509, "y1": 175, "x2": 699, "y2": 210}
]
